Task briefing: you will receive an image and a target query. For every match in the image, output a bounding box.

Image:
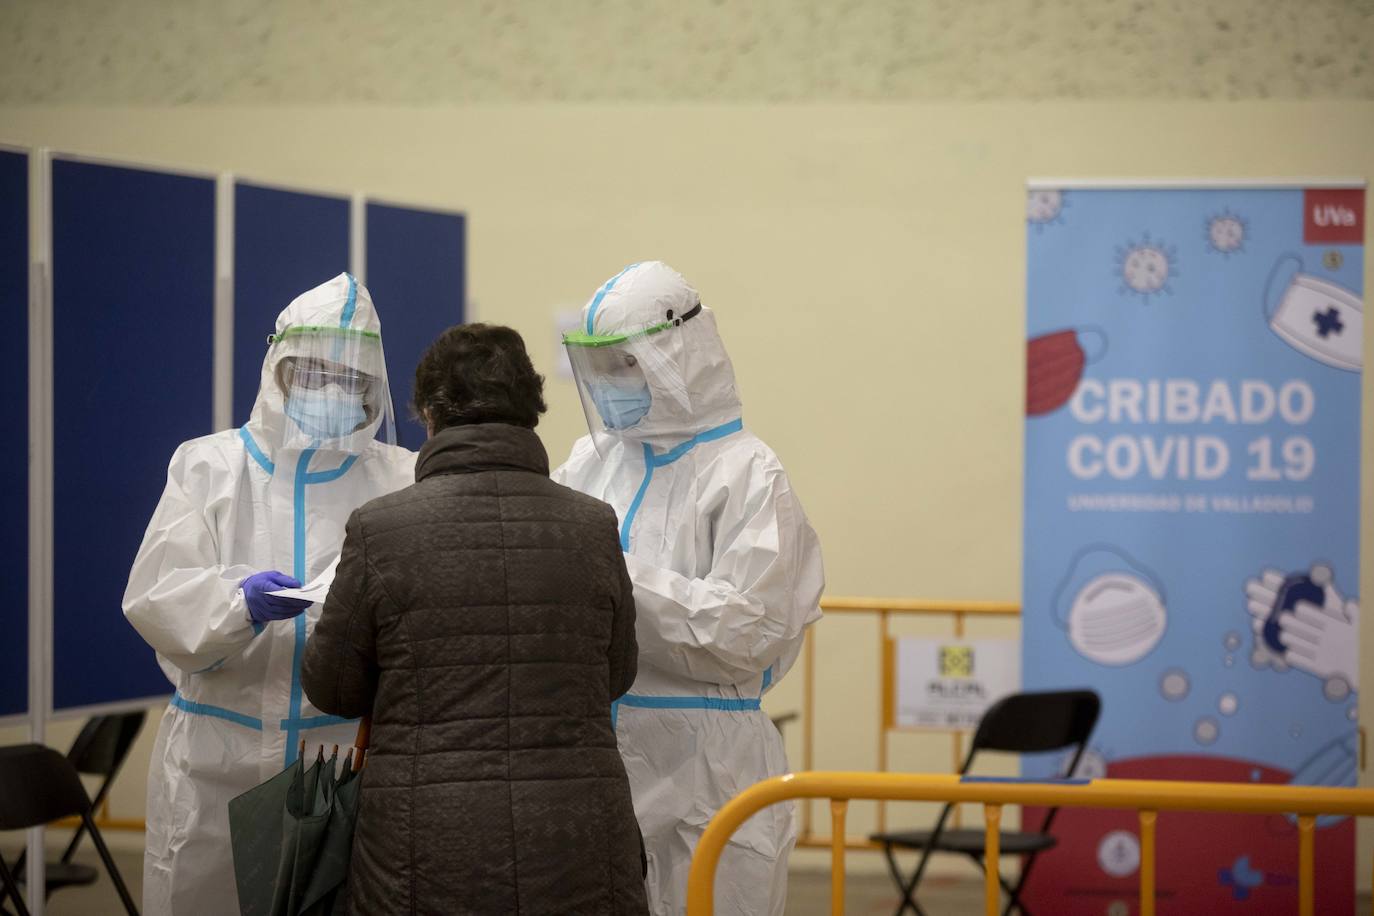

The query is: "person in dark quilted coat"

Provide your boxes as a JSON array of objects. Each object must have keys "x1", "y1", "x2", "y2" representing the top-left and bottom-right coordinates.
[{"x1": 302, "y1": 323, "x2": 647, "y2": 915}]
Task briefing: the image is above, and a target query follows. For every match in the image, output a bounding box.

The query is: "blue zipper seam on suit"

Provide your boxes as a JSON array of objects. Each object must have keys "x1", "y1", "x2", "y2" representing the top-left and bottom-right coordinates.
[
  {"x1": 617, "y1": 418, "x2": 744, "y2": 551},
  {"x1": 233, "y1": 351, "x2": 361, "y2": 753},
  {"x1": 616, "y1": 418, "x2": 768, "y2": 715},
  {"x1": 283, "y1": 448, "x2": 360, "y2": 764}
]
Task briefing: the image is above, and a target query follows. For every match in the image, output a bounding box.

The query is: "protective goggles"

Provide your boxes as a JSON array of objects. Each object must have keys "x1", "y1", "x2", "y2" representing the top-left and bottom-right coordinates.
[{"x1": 281, "y1": 359, "x2": 374, "y2": 395}]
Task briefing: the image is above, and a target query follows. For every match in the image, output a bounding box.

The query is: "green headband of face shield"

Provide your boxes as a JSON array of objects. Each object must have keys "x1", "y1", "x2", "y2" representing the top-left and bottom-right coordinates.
[
  {"x1": 267, "y1": 325, "x2": 381, "y2": 346},
  {"x1": 561, "y1": 303, "x2": 703, "y2": 349}
]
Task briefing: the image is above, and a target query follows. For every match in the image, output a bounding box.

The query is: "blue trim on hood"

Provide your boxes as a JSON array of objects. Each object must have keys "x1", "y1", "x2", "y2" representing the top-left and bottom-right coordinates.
[
  {"x1": 339, "y1": 273, "x2": 359, "y2": 328},
  {"x1": 585, "y1": 263, "x2": 639, "y2": 335}
]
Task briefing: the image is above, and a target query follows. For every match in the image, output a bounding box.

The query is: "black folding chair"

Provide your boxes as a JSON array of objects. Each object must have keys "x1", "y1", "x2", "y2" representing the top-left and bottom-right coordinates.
[
  {"x1": 870, "y1": 690, "x2": 1101, "y2": 916},
  {"x1": 0, "y1": 744, "x2": 139, "y2": 915},
  {"x1": 770, "y1": 711, "x2": 799, "y2": 737},
  {"x1": 7, "y1": 710, "x2": 146, "y2": 904}
]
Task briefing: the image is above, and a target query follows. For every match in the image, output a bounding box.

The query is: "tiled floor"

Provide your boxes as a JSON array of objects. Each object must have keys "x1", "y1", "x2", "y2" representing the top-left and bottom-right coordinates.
[
  {"x1": 10, "y1": 844, "x2": 1373, "y2": 915},
  {"x1": 7, "y1": 845, "x2": 980, "y2": 915}
]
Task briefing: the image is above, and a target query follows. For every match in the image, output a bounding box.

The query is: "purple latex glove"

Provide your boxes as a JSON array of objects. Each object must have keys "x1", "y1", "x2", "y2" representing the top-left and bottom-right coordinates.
[{"x1": 242, "y1": 570, "x2": 313, "y2": 623}]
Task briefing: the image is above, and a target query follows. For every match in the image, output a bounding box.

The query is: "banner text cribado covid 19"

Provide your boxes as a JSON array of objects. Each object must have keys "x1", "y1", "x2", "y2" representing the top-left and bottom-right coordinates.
[{"x1": 1066, "y1": 378, "x2": 1315, "y2": 482}]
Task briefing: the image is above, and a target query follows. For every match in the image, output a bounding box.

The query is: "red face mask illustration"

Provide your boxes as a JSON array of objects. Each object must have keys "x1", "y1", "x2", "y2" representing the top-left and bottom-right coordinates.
[{"x1": 1027, "y1": 329, "x2": 1090, "y2": 416}]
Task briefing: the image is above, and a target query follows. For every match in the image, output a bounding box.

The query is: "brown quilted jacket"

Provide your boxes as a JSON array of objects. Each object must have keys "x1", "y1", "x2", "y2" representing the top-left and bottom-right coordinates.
[{"x1": 302, "y1": 422, "x2": 646, "y2": 915}]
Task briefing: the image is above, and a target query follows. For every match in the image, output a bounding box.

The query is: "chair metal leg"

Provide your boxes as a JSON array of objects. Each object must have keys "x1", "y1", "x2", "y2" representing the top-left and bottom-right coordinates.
[
  {"x1": 880, "y1": 844, "x2": 928, "y2": 916},
  {"x1": 1001, "y1": 878, "x2": 1030, "y2": 916},
  {"x1": 0, "y1": 855, "x2": 31, "y2": 916},
  {"x1": 894, "y1": 856, "x2": 932, "y2": 916},
  {"x1": 81, "y1": 813, "x2": 139, "y2": 915},
  {"x1": 58, "y1": 817, "x2": 90, "y2": 867},
  {"x1": 965, "y1": 851, "x2": 1031, "y2": 916},
  {"x1": 1003, "y1": 848, "x2": 1047, "y2": 916},
  {"x1": 0, "y1": 848, "x2": 24, "y2": 910}
]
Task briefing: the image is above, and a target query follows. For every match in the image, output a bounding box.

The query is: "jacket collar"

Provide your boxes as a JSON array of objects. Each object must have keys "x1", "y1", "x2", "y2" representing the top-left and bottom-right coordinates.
[{"x1": 415, "y1": 423, "x2": 550, "y2": 482}]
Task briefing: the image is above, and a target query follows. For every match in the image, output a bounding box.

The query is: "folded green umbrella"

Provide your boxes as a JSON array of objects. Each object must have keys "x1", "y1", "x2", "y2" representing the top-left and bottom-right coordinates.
[{"x1": 229, "y1": 721, "x2": 370, "y2": 916}]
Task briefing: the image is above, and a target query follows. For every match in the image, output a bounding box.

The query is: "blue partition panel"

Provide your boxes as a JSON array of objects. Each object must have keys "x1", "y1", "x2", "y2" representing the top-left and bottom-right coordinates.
[
  {"x1": 233, "y1": 183, "x2": 350, "y2": 426},
  {"x1": 0, "y1": 150, "x2": 28, "y2": 717},
  {"x1": 365, "y1": 202, "x2": 466, "y2": 450},
  {"x1": 52, "y1": 160, "x2": 215, "y2": 709}
]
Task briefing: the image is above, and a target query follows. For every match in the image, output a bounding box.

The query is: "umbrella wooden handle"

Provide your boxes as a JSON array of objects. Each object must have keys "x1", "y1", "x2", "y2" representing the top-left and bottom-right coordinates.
[{"x1": 353, "y1": 716, "x2": 371, "y2": 772}]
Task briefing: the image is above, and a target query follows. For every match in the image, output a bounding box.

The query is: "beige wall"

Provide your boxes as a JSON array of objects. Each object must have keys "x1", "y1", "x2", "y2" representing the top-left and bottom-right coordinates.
[
  {"x1": 3, "y1": 0, "x2": 1372, "y2": 102},
  {"x1": 2, "y1": 0, "x2": 1372, "y2": 892},
  {"x1": 1, "y1": 99, "x2": 1370, "y2": 881}
]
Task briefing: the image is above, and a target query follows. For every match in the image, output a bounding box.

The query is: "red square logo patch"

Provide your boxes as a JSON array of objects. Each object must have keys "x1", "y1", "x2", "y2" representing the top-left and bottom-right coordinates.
[{"x1": 1304, "y1": 188, "x2": 1365, "y2": 245}]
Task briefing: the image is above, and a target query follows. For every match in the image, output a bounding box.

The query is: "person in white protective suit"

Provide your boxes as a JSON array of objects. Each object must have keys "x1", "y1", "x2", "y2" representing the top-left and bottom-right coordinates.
[
  {"x1": 122, "y1": 273, "x2": 415, "y2": 915},
  {"x1": 553, "y1": 261, "x2": 825, "y2": 916}
]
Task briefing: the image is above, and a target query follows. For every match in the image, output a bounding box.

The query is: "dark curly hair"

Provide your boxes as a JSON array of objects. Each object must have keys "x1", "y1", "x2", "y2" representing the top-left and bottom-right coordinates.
[{"x1": 412, "y1": 323, "x2": 548, "y2": 431}]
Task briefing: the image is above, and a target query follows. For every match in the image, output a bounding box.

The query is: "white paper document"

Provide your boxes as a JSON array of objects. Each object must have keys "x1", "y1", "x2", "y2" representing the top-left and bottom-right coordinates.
[{"x1": 266, "y1": 556, "x2": 340, "y2": 604}]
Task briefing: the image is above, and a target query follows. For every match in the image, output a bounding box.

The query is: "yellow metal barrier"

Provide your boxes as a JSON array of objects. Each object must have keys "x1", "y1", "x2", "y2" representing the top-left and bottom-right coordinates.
[
  {"x1": 803, "y1": 598, "x2": 1020, "y2": 848},
  {"x1": 686, "y1": 772, "x2": 1374, "y2": 916}
]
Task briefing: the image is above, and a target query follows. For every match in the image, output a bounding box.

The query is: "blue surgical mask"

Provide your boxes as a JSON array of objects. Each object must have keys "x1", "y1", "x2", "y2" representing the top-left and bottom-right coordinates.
[
  {"x1": 285, "y1": 386, "x2": 367, "y2": 440},
  {"x1": 587, "y1": 377, "x2": 652, "y2": 430}
]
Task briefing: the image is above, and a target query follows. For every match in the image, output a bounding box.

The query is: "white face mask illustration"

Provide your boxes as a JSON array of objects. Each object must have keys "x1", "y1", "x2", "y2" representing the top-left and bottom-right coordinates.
[
  {"x1": 1068, "y1": 572, "x2": 1168, "y2": 666},
  {"x1": 1266, "y1": 255, "x2": 1362, "y2": 372},
  {"x1": 1054, "y1": 545, "x2": 1169, "y2": 667}
]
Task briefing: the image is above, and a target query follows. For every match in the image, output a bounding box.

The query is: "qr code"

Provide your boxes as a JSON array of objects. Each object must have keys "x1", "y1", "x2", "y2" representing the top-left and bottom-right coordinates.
[{"x1": 939, "y1": 645, "x2": 974, "y2": 677}]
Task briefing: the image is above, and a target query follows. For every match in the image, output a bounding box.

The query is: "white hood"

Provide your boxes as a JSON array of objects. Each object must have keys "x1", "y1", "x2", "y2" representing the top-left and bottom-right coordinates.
[
  {"x1": 244, "y1": 272, "x2": 394, "y2": 458},
  {"x1": 580, "y1": 261, "x2": 742, "y2": 445}
]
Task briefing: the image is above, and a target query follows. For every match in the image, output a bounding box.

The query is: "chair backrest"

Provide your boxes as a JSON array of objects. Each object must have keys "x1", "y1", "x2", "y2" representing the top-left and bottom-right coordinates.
[
  {"x1": 968, "y1": 690, "x2": 1101, "y2": 758},
  {"x1": 66, "y1": 711, "x2": 146, "y2": 778},
  {"x1": 0, "y1": 745, "x2": 91, "y2": 831}
]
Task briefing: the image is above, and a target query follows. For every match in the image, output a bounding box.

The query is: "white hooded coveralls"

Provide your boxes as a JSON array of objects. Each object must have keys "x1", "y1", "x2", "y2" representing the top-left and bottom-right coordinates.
[
  {"x1": 123, "y1": 274, "x2": 414, "y2": 915},
  {"x1": 554, "y1": 262, "x2": 825, "y2": 916}
]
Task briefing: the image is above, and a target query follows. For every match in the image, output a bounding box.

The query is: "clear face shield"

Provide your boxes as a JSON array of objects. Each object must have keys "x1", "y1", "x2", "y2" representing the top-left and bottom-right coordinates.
[
  {"x1": 564, "y1": 319, "x2": 691, "y2": 453},
  {"x1": 270, "y1": 325, "x2": 396, "y2": 451}
]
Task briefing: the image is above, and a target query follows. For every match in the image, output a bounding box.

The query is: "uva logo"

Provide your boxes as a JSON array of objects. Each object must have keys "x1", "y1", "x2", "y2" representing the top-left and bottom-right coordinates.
[
  {"x1": 1303, "y1": 188, "x2": 1364, "y2": 244},
  {"x1": 1312, "y1": 204, "x2": 1357, "y2": 227}
]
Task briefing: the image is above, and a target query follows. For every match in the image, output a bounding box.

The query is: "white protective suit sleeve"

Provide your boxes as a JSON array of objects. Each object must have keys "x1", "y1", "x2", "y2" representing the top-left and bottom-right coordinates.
[
  {"x1": 626, "y1": 460, "x2": 822, "y2": 686},
  {"x1": 122, "y1": 441, "x2": 259, "y2": 675}
]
